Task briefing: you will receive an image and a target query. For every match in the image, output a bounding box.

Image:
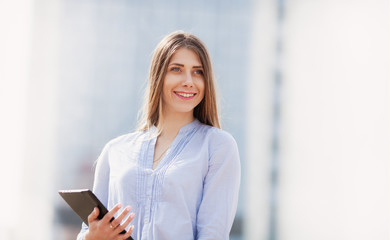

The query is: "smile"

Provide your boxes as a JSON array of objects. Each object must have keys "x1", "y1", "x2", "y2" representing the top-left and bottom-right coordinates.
[{"x1": 174, "y1": 91, "x2": 196, "y2": 99}]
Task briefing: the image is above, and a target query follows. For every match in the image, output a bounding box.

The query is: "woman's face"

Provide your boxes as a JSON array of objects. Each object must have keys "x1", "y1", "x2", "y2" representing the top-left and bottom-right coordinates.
[{"x1": 161, "y1": 48, "x2": 205, "y2": 118}]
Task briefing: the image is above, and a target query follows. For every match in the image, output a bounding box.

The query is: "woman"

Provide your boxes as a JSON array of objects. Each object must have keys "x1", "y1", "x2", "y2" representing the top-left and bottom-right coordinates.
[{"x1": 78, "y1": 31, "x2": 241, "y2": 240}]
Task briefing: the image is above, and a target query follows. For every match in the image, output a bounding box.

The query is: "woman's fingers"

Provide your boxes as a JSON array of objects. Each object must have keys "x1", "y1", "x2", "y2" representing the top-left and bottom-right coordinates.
[
  {"x1": 86, "y1": 204, "x2": 135, "y2": 240},
  {"x1": 103, "y1": 203, "x2": 122, "y2": 224},
  {"x1": 114, "y1": 212, "x2": 135, "y2": 235},
  {"x1": 117, "y1": 227, "x2": 134, "y2": 240},
  {"x1": 117, "y1": 221, "x2": 135, "y2": 240},
  {"x1": 87, "y1": 207, "x2": 99, "y2": 225},
  {"x1": 110, "y1": 206, "x2": 132, "y2": 229}
]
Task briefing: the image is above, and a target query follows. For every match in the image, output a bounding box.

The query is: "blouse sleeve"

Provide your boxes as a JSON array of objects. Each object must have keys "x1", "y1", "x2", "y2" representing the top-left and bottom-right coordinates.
[
  {"x1": 196, "y1": 132, "x2": 241, "y2": 240},
  {"x1": 76, "y1": 142, "x2": 111, "y2": 240}
]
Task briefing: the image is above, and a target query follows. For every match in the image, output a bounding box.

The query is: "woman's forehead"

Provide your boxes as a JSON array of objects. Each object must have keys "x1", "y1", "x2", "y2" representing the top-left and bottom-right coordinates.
[{"x1": 169, "y1": 48, "x2": 202, "y2": 67}]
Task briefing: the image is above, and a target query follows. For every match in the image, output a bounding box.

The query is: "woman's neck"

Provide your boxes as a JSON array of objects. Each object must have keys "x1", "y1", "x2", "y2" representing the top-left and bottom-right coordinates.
[{"x1": 158, "y1": 111, "x2": 195, "y2": 139}]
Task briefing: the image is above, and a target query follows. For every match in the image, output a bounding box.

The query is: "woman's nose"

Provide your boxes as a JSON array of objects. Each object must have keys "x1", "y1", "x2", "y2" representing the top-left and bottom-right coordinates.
[{"x1": 182, "y1": 71, "x2": 194, "y2": 87}]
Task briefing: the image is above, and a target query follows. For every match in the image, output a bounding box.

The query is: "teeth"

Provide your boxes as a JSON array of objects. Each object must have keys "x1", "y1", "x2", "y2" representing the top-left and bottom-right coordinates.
[{"x1": 176, "y1": 92, "x2": 195, "y2": 97}]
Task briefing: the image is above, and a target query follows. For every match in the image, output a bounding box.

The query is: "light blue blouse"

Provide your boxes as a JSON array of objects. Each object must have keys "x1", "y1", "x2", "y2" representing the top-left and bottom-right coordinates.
[{"x1": 77, "y1": 119, "x2": 241, "y2": 240}]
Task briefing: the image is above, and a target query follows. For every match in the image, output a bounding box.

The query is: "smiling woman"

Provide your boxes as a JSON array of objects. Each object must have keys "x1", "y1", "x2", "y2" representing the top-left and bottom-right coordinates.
[
  {"x1": 77, "y1": 31, "x2": 241, "y2": 240},
  {"x1": 162, "y1": 48, "x2": 205, "y2": 121},
  {"x1": 139, "y1": 31, "x2": 220, "y2": 132}
]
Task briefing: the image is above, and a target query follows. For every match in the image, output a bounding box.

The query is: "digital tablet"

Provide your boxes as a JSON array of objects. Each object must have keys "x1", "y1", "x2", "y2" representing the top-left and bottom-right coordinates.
[{"x1": 58, "y1": 189, "x2": 133, "y2": 240}]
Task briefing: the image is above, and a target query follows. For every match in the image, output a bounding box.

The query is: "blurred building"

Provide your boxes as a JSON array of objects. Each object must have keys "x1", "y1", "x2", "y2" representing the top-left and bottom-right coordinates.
[
  {"x1": 1, "y1": 0, "x2": 389, "y2": 240},
  {"x1": 246, "y1": 0, "x2": 390, "y2": 239}
]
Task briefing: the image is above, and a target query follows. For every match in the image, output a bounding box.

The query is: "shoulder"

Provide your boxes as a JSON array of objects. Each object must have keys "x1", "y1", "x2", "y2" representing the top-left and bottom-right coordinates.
[
  {"x1": 104, "y1": 130, "x2": 144, "y2": 150},
  {"x1": 196, "y1": 125, "x2": 240, "y2": 169},
  {"x1": 197, "y1": 124, "x2": 238, "y2": 151}
]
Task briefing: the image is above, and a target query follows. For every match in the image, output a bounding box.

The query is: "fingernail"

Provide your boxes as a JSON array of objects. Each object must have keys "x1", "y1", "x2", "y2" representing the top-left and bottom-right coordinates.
[
  {"x1": 118, "y1": 203, "x2": 122, "y2": 208},
  {"x1": 130, "y1": 213, "x2": 135, "y2": 218},
  {"x1": 130, "y1": 225, "x2": 134, "y2": 231}
]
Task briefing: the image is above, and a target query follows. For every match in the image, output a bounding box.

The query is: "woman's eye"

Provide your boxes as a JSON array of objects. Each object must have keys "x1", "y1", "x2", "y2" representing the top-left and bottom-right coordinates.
[
  {"x1": 170, "y1": 67, "x2": 181, "y2": 72},
  {"x1": 194, "y1": 69, "x2": 204, "y2": 75}
]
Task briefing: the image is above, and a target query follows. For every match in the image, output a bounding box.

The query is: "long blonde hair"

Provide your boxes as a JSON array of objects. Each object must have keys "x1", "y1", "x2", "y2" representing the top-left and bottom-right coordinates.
[{"x1": 137, "y1": 31, "x2": 220, "y2": 131}]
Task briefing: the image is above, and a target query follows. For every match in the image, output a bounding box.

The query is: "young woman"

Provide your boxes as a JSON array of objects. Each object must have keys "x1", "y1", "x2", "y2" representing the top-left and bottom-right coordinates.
[{"x1": 78, "y1": 31, "x2": 241, "y2": 240}]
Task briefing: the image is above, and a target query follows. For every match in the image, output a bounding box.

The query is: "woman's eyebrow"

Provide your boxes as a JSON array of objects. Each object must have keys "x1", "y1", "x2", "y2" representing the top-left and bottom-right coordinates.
[
  {"x1": 168, "y1": 63, "x2": 203, "y2": 68},
  {"x1": 168, "y1": 63, "x2": 184, "y2": 67}
]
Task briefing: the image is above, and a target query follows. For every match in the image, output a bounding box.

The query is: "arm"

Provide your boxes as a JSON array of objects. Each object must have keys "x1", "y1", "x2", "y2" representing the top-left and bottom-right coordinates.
[
  {"x1": 77, "y1": 143, "x2": 111, "y2": 240},
  {"x1": 77, "y1": 141, "x2": 135, "y2": 240},
  {"x1": 196, "y1": 133, "x2": 241, "y2": 240}
]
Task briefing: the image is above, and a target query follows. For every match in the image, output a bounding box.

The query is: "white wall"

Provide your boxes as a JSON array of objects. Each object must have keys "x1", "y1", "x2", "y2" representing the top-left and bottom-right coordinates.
[
  {"x1": 0, "y1": 0, "x2": 33, "y2": 239},
  {"x1": 279, "y1": 1, "x2": 390, "y2": 239},
  {"x1": 19, "y1": 0, "x2": 60, "y2": 238},
  {"x1": 245, "y1": 0, "x2": 277, "y2": 239}
]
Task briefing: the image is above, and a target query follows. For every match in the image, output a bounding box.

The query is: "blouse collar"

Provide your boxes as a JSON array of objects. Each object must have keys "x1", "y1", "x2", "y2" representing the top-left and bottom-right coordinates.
[
  {"x1": 149, "y1": 118, "x2": 201, "y2": 136},
  {"x1": 178, "y1": 118, "x2": 201, "y2": 134}
]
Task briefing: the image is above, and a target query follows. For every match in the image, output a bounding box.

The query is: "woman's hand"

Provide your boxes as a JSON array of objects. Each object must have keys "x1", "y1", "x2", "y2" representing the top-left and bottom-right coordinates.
[{"x1": 84, "y1": 203, "x2": 135, "y2": 240}]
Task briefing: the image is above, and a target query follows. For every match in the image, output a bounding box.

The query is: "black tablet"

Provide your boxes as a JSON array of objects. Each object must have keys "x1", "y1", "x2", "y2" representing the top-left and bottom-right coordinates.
[{"x1": 58, "y1": 189, "x2": 133, "y2": 240}]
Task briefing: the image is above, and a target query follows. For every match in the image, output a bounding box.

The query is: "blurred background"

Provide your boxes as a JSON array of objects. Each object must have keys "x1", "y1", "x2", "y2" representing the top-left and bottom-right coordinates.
[{"x1": 0, "y1": 0, "x2": 389, "y2": 239}]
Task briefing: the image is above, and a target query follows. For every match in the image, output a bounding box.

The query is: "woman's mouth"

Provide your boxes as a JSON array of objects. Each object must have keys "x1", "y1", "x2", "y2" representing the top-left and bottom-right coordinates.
[{"x1": 174, "y1": 91, "x2": 197, "y2": 99}]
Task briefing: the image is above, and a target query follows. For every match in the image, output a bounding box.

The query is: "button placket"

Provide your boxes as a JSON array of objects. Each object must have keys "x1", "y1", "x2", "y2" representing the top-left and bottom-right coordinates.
[{"x1": 144, "y1": 171, "x2": 154, "y2": 223}]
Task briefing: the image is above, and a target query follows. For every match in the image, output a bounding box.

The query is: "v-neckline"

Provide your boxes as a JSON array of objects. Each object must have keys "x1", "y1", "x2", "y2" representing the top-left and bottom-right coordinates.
[
  {"x1": 147, "y1": 119, "x2": 200, "y2": 171},
  {"x1": 152, "y1": 139, "x2": 173, "y2": 170}
]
